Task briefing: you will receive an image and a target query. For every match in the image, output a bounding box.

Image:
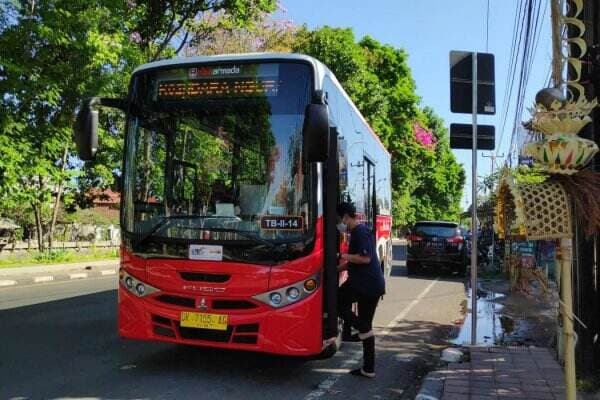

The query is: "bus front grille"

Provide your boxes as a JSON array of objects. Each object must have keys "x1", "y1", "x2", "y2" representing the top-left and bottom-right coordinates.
[
  {"x1": 179, "y1": 326, "x2": 234, "y2": 342},
  {"x1": 179, "y1": 272, "x2": 230, "y2": 283},
  {"x1": 155, "y1": 294, "x2": 196, "y2": 308},
  {"x1": 232, "y1": 335, "x2": 258, "y2": 344}
]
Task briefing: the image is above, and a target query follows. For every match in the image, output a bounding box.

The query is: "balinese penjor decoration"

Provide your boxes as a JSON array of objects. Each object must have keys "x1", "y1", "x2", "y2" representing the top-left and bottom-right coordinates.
[{"x1": 522, "y1": 88, "x2": 598, "y2": 174}]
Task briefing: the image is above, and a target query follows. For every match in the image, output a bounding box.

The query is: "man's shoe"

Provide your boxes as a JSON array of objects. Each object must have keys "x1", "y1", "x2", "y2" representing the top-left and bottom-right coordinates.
[{"x1": 349, "y1": 368, "x2": 376, "y2": 378}]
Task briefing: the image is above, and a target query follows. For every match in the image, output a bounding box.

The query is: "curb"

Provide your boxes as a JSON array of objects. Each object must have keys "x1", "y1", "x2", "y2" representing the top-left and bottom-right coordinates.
[
  {"x1": 0, "y1": 260, "x2": 119, "y2": 277},
  {"x1": 101, "y1": 269, "x2": 116, "y2": 276},
  {"x1": 0, "y1": 263, "x2": 119, "y2": 289},
  {"x1": 34, "y1": 276, "x2": 54, "y2": 283}
]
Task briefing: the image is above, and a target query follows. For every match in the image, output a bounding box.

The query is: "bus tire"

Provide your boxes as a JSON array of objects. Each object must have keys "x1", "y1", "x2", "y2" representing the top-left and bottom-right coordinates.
[
  {"x1": 407, "y1": 261, "x2": 420, "y2": 275},
  {"x1": 317, "y1": 342, "x2": 338, "y2": 359},
  {"x1": 315, "y1": 317, "x2": 344, "y2": 359}
]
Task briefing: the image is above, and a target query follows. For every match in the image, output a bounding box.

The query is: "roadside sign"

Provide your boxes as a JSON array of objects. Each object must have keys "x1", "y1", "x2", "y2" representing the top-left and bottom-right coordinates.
[
  {"x1": 450, "y1": 51, "x2": 496, "y2": 115},
  {"x1": 450, "y1": 123, "x2": 495, "y2": 150},
  {"x1": 449, "y1": 50, "x2": 497, "y2": 346}
]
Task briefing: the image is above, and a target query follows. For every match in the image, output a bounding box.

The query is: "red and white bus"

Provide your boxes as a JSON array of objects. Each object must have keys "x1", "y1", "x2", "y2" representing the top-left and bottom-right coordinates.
[{"x1": 74, "y1": 53, "x2": 392, "y2": 357}]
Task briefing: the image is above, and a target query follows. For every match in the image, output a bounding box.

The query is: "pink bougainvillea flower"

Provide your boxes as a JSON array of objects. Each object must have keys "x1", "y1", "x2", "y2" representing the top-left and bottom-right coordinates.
[{"x1": 413, "y1": 123, "x2": 437, "y2": 150}]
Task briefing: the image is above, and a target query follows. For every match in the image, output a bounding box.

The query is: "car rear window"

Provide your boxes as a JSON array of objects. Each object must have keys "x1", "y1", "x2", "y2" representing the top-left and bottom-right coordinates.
[{"x1": 413, "y1": 224, "x2": 458, "y2": 237}]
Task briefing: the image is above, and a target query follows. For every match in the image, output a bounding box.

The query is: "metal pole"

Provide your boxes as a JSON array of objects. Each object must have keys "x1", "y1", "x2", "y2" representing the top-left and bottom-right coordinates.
[
  {"x1": 550, "y1": 0, "x2": 563, "y2": 87},
  {"x1": 471, "y1": 52, "x2": 478, "y2": 346},
  {"x1": 489, "y1": 158, "x2": 495, "y2": 269},
  {"x1": 560, "y1": 238, "x2": 576, "y2": 400}
]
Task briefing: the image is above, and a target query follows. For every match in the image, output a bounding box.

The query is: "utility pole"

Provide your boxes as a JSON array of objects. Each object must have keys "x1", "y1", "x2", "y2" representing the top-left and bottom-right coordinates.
[
  {"x1": 550, "y1": 0, "x2": 563, "y2": 87},
  {"x1": 483, "y1": 153, "x2": 504, "y2": 270}
]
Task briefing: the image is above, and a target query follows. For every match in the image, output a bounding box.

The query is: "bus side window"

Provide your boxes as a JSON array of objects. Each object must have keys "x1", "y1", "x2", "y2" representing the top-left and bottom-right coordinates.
[{"x1": 363, "y1": 157, "x2": 375, "y2": 230}]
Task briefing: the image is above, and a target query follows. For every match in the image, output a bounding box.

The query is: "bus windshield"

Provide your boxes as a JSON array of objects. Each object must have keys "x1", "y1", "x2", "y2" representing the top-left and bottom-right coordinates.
[{"x1": 121, "y1": 62, "x2": 315, "y2": 262}]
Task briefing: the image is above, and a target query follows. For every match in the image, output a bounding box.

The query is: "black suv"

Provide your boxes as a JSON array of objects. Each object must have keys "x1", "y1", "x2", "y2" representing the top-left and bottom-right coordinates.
[{"x1": 407, "y1": 221, "x2": 467, "y2": 275}]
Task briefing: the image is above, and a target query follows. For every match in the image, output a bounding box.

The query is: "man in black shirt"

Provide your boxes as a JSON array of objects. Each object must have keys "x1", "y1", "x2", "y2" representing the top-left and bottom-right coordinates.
[{"x1": 336, "y1": 202, "x2": 385, "y2": 378}]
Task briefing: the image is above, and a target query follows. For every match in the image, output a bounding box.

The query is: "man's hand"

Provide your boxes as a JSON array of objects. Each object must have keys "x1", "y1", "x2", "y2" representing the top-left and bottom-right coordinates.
[{"x1": 339, "y1": 253, "x2": 371, "y2": 265}]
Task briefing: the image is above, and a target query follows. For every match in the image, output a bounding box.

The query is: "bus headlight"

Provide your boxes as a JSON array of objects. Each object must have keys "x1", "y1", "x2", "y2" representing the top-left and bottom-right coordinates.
[
  {"x1": 270, "y1": 292, "x2": 282, "y2": 305},
  {"x1": 119, "y1": 269, "x2": 159, "y2": 298},
  {"x1": 125, "y1": 276, "x2": 134, "y2": 289},
  {"x1": 253, "y1": 273, "x2": 320, "y2": 309},
  {"x1": 286, "y1": 287, "x2": 300, "y2": 300},
  {"x1": 135, "y1": 283, "x2": 146, "y2": 296}
]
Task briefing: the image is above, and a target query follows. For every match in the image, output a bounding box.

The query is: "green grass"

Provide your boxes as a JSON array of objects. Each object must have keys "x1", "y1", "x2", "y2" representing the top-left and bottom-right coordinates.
[{"x1": 0, "y1": 248, "x2": 119, "y2": 269}]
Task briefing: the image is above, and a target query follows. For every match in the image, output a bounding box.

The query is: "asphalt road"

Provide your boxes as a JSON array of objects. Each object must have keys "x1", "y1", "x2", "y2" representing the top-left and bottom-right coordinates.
[{"x1": 0, "y1": 250, "x2": 465, "y2": 400}]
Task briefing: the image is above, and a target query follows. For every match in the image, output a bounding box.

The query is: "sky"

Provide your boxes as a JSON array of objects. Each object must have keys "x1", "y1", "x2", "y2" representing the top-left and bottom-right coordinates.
[{"x1": 279, "y1": 0, "x2": 553, "y2": 209}]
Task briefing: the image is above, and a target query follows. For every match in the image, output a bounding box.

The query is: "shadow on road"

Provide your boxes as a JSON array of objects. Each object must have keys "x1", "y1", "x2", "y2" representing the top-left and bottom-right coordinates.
[
  {"x1": 1, "y1": 273, "x2": 461, "y2": 400},
  {"x1": 0, "y1": 291, "x2": 322, "y2": 399}
]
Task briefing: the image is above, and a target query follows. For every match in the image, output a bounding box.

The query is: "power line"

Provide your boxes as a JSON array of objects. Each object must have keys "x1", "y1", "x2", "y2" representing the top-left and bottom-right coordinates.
[
  {"x1": 498, "y1": 1, "x2": 527, "y2": 154},
  {"x1": 507, "y1": 0, "x2": 546, "y2": 165}
]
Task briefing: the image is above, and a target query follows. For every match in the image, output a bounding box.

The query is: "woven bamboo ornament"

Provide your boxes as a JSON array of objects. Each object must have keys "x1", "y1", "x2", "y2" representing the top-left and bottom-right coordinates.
[{"x1": 497, "y1": 175, "x2": 572, "y2": 241}]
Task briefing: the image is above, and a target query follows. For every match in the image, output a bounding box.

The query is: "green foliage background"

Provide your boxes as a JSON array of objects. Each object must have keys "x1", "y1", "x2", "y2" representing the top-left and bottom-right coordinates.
[
  {"x1": 0, "y1": 1, "x2": 464, "y2": 248},
  {"x1": 293, "y1": 27, "x2": 465, "y2": 227}
]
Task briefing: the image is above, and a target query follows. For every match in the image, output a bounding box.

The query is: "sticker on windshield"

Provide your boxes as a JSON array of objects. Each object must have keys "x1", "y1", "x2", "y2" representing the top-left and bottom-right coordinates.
[
  {"x1": 260, "y1": 216, "x2": 304, "y2": 231},
  {"x1": 189, "y1": 245, "x2": 223, "y2": 261}
]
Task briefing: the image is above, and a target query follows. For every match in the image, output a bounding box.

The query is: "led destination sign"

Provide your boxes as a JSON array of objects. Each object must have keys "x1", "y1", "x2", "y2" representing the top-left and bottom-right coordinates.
[
  {"x1": 155, "y1": 64, "x2": 280, "y2": 100},
  {"x1": 158, "y1": 78, "x2": 279, "y2": 99}
]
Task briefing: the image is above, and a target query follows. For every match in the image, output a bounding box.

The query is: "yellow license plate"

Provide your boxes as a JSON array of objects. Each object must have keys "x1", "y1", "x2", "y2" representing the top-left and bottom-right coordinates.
[{"x1": 180, "y1": 312, "x2": 228, "y2": 330}]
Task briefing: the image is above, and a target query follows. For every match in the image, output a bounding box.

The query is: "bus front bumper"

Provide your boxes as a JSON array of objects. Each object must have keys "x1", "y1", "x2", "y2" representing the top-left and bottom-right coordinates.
[{"x1": 118, "y1": 285, "x2": 324, "y2": 356}]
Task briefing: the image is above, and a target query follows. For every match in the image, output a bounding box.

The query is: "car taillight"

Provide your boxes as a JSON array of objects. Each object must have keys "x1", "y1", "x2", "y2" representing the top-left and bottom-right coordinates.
[
  {"x1": 446, "y1": 236, "x2": 464, "y2": 244},
  {"x1": 407, "y1": 234, "x2": 423, "y2": 246}
]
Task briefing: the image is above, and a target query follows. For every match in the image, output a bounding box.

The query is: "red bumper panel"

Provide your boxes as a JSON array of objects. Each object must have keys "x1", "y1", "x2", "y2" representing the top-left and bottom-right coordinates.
[{"x1": 118, "y1": 286, "x2": 323, "y2": 356}]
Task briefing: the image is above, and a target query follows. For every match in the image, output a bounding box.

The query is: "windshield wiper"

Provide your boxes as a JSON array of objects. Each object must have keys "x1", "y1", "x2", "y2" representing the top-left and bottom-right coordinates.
[
  {"x1": 132, "y1": 215, "x2": 239, "y2": 249},
  {"x1": 198, "y1": 227, "x2": 276, "y2": 248}
]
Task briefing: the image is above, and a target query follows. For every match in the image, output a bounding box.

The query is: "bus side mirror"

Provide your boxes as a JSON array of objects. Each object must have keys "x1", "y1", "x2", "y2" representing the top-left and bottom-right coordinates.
[
  {"x1": 74, "y1": 98, "x2": 99, "y2": 161},
  {"x1": 303, "y1": 104, "x2": 329, "y2": 163}
]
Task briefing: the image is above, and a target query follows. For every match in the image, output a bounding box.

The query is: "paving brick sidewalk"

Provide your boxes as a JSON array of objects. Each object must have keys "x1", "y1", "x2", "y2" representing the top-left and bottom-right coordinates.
[{"x1": 440, "y1": 346, "x2": 565, "y2": 399}]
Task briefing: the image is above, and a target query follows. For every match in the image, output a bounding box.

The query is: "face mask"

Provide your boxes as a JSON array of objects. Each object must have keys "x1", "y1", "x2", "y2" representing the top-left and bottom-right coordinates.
[{"x1": 336, "y1": 223, "x2": 347, "y2": 233}]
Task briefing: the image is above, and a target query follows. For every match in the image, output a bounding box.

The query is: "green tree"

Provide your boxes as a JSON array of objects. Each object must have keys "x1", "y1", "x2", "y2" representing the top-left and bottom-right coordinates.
[
  {"x1": 0, "y1": 0, "x2": 129, "y2": 250},
  {"x1": 188, "y1": 7, "x2": 298, "y2": 55},
  {"x1": 78, "y1": 0, "x2": 278, "y2": 200},
  {"x1": 293, "y1": 27, "x2": 465, "y2": 228},
  {"x1": 0, "y1": 0, "x2": 276, "y2": 251}
]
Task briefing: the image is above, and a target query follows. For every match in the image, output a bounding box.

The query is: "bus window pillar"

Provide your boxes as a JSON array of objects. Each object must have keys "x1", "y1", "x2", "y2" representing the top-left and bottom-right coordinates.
[{"x1": 323, "y1": 126, "x2": 340, "y2": 341}]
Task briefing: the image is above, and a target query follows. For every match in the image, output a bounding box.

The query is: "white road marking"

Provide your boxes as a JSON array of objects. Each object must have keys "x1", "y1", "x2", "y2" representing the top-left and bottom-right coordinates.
[
  {"x1": 101, "y1": 269, "x2": 116, "y2": 276},
  {"x1": 0, "y1": 280, "x2": 17, "y2": 286},
  {"x1": 69, "y1": 273, "x2": 88, "y2": 280},
  {"x1": 34, "y1": 276, "x2": 54, "y2": 283},
  {"x1": 303, "y1": 277, "x2": 440, "y2": 400},
  {"x1": 379, "y1": 277, "x2": 439, "y2": 337}
]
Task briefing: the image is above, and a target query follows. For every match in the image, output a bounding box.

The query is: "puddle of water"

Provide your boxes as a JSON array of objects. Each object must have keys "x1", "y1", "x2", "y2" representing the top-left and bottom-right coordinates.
[{"x1": 451, "y1": 288, "x2": 505, "y2": 346}]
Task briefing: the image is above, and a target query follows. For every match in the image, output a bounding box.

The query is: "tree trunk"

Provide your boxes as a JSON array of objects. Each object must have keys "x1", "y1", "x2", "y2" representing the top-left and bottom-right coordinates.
[
  {"x1": 32, "y1": 203, "x2": 44, "y2": 252},
  {"x1": 48, "y1": 145, "x2": 69, "y2": 250},
  {"x1": 37, "y1": 174, "x2": 46, "y2": 252}
]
